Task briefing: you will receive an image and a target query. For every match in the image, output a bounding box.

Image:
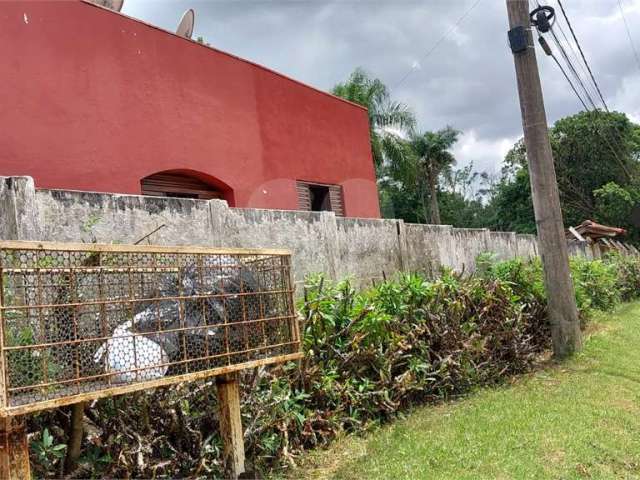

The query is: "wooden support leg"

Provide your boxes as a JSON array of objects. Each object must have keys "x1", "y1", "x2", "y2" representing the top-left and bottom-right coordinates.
[
  {"x1": 216, "y1": 373, "x2": 245, "y2": 479},
  {"x1": 0, "y1": 416, "x2": 30, "y2": 480},
  {"x1": 64, "y1": 401, "x2": 86, "y2": 474}
]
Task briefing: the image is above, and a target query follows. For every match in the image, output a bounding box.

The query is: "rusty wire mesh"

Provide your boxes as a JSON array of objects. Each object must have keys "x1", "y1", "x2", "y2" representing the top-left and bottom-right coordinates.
[{"x1": 0, "y1": 242, "x2": 300, "y2": 415}]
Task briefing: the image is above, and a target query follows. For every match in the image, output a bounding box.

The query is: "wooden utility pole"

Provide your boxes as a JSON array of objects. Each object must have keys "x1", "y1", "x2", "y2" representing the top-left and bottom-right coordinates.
[{"x1": 506, "y1": 0, "x2": 582, "y2": 357}]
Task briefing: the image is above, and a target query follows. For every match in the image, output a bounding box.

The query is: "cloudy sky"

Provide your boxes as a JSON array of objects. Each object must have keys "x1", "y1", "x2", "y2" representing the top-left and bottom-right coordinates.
[{"x1": 122, "y1": 0, "x2": 640, "y2": 175}]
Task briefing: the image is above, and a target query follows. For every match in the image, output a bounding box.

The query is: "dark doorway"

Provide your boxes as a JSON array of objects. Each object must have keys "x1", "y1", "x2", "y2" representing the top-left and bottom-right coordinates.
[{"x1": 309, "y1": 184, "x2": 331, "y2": 211}]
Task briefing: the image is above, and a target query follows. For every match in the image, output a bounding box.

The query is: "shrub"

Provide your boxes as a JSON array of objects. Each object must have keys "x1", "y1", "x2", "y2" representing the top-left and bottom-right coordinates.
[
  {"x1": 608, "y1": 252, "x2": 640, "y2": 302},
  {"x1": 570, "y1": 256, "x2": 620, "y2": 312},
  {"x1": 27, "y1": 254, "x2": 640, "y2": 478}
]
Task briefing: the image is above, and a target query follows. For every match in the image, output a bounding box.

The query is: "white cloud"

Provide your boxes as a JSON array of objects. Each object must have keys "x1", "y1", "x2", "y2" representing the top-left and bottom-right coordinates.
[{"x1": 452, "y1": 130, "x2": 518, "y2": 175}]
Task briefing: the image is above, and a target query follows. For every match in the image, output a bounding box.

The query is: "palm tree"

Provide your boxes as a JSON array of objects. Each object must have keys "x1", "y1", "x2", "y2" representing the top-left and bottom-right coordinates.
[
  {"x1": 403, "y1": 127, "x2": 460, "y2": 224},
  {"x1": 332, "y1": 68, "x2": 416, "y2": 170}
]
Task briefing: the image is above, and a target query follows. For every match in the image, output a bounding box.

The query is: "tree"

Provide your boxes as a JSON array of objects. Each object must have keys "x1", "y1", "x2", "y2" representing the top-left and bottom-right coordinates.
[
  {"x1": 439, "y1": 190, "x2": 489, "y2": 228},
  {"x1": 332, "y1": 68, "x2": 416, "y2": 170},
  {"x1": 551, "y1": 110, "x2": 640, "y2": 226},
  {"x1": 487, "y1": 168, "x2": 536, "y2": 234},
  {"x1": 380, "y1": 130, "x2": 492, "y2": 227},
  {"x1": 380, "y1": 162, "x2": 493, "y2": 227},
  {"x1": 488, "y1": 111, "x2": 640, "y2": 234},
  {"x1": 404, "y1": 127, "x2": 460, "y2": 224},
  {"x1": 379, "y1": 177, "x2": 426, "y2": 223},
  {"x1": 593, "y1": 182, "x2": 640, "y2": 242}
]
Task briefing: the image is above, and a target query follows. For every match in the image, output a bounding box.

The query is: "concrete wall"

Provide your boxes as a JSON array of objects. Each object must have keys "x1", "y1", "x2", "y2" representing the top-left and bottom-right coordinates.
[
  {"x1": 0, "y1": 177, "x2": 541, "y2": 289},
  {"x1": 37, "y1": 188, "x2": 214, "y2": 246},
  {"x1": 335, "y1": 218, "x2": 404, "y2": 283},
  {"x1": 208, "y1": 202, "x2": 339, "y2": 286}
]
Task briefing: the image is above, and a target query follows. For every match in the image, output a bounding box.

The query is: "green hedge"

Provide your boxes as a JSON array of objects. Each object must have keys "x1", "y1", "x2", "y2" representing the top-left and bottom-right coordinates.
[{"x1": 29, "y1": 254, "x2": 640, "y2": 478}]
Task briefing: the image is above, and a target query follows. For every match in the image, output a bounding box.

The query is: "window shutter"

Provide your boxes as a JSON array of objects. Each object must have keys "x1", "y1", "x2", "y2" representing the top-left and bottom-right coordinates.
[
  {"x1": 328, "y1": 185, "x2": 344, "y2": 217},
  {"x1": 296, "y1": 182, "x2": 311, "y2": 211},
  {"x1": 141, "y1": 173, "x2": 223, "y2": 200},
  {"x1": 296, "y1": 181, "x2": 344, "y2": 216}
]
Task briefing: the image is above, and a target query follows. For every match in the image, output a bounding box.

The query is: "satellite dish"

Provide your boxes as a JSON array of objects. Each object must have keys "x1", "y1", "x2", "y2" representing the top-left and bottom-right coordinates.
[
  {"x1": 176, "y1": 9, "x2": 195, "y2": 39},
  {"x1": 90, "y1": 0, "x2": 124, "y2": 12}
]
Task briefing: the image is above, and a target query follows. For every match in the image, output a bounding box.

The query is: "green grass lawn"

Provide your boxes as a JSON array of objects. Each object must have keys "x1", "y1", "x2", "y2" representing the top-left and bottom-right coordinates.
[{"x1": 292, "y1": 303, "x2": 640, "y2": 480}]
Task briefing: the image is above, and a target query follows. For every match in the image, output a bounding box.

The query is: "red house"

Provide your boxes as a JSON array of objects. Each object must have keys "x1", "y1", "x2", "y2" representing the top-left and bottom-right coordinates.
[{"x1": 0, "y1": 0, "x2": 380, "y2": 218}]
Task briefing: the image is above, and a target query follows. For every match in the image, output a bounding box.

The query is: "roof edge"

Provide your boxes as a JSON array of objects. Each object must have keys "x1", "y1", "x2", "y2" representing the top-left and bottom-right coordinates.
[{"x1": 79, "y1": 0, "x2": 368, "y2": 113}]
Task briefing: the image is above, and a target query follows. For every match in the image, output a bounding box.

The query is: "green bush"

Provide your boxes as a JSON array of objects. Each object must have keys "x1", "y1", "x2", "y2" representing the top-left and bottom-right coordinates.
[
  {"x1": 570, "y1": 256, "x2": 620, "y2": 312},
  {"x1": 27, "y1": 254, "x2": 640, "y2": 478},
  {"x1": 609, "y1": 252, "x2": 640, "y2": 301},
  {"x1": 480, "y1": 253, "x2": 637, "y2": 317}
]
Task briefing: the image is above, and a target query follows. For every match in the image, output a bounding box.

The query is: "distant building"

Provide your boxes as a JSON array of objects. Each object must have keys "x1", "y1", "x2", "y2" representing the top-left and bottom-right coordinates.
[{"x1": 0, "y1": 0, "x2": 380, "y2": 218}]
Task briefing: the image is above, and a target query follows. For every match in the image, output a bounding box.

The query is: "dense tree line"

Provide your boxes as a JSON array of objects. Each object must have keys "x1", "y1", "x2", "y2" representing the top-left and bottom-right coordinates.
[{"x1": 332, "y1": 69, "x2": 640, "y2": 237}]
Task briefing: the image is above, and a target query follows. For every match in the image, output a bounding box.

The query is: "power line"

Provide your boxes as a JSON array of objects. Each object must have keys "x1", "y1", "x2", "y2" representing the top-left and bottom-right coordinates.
[
  {"x1": 547, "y1": 46, "x2": 589, "y2": 110},
  {"x1": 534, "y1": 0, "x2": 598, "y2": 109},
  {"x1": 617, "y1": 0, "x2": 640, "y2": 73},
  {"x1": 549, "y1": 0, "x2": 631, "y2": 171},
  {"x1": 552, "y1": 2, "x2": 604, "y2": 110},
  {"x1": 392, "y1": 0, "x2": 483, "y2": 90},
  {"x1": 556, "y1": 0, "x2": 610, "y2": 111},
  {"x1": 536, "y1": 28, "x2": 632, "y2": 179},
  {"x1": 547, "y1": 26, "x2": 598, "y2": 109},
  {"x1": 549, "y1": 2, "x2": 632, "y2": 167},
  {"x1": 535, "y1": 0, "x2": 631, "y2": 177}
]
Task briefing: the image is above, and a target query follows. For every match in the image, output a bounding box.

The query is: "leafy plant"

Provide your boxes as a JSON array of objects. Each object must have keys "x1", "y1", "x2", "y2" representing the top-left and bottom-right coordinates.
[
  {"x1": 26, "y1": 254, "x2": 640, "y2": 478},
  {"x1": 32, "y1": 428, "x2": 66, "y2": 473}
]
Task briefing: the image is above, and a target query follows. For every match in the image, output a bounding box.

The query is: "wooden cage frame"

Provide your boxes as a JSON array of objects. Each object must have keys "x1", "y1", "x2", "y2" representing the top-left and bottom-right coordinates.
[
  {"x1": 0, "y1": 241, "x2": 303, "y2": 418},
  {"x1": 0, "y1": 240, "x2": 303, "y2": 479}
]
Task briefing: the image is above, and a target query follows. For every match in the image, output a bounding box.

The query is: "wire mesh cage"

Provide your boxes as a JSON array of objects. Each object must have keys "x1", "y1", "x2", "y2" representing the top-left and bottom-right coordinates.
[{"x1": 0, "y1": 241, "x2": 301, "y2": 416}]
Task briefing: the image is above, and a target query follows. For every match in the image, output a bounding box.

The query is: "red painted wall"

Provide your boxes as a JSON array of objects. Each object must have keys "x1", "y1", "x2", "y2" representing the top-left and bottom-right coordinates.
[{"x1": 0, "y1": 1, "x2": 380, "y2": 218}]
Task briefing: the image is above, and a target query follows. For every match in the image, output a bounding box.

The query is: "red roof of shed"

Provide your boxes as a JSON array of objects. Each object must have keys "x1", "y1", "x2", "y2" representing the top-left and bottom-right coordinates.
[{"x1": 569, "y1": 220, "x2": 627, "y2": 240}]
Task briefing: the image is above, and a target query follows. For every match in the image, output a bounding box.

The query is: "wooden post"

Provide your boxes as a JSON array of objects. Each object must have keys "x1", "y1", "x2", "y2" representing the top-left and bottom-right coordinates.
[
  {"x1": 64, "y1": 401, "x2": 86, "y2": 474},
  {"x1": 0, "y1": 416, "x2": 30, "y2": 480},
  {"x1": 506, "y1": 0, "x2": 582, "y2": 358},
  {"x1": 216, "y1": 373, "x2": 245, "y2": 479}
]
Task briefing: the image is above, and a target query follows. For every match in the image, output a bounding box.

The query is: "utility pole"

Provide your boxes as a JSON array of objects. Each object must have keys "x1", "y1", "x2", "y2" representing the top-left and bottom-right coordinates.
[{"x1": 506, "y1": 0, "x2": 582, "y2": 358}]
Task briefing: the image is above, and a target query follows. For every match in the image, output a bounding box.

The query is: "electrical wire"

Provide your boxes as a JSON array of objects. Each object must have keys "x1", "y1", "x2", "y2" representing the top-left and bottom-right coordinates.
[
  {"x1": 552, "y1": 1, "x2": 633, "y2": 166},
  {"x1": 534, "y1": 0, "x2": 598, "y2": 109},
  {"x1": 534, "y1": 20, "x2": 632, "y2": 179},
  {"x1": 535, "y1": 0, "x2": 632, "y2": 179},
  {"x1": 556, "y1": 0, "x2": 610, "y2": 111},
  {"x1": 548, "y1": 48, "x2": 589, "y2": 111},
  {"x1": 547, "y1": 26, "x2": 598, "y2": 109},
  {"x1": 392, "y1": 0, "x2": 483, "y2": 90},
  {"x1": 552, "y1": 4, "x2": 604, "y2": 109}
]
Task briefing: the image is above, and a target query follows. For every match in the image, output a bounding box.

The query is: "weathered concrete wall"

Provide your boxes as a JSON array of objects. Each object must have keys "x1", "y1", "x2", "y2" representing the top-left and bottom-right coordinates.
[
  {"x1": 368, "y1": 223, "x2": 539, "y2": 276},
  {"x1": 448, "y1": 228, "x2": 491, "y2": 273},
  {"x1": 403, "y1": 226, "x2": 533, "y2": 274},
  {"x1": 487, "y1": 232, "x2": 518, "y2": 261},
  {"x1": 568, "y1": 242, "x2": 593, "y2": 259},
  {"x1": 0, "y1": 177, "x2": 543, "y2": 288},
  {"x1": 335, "y1": 218, "x2": 403, "y2": 283},
  {"x1": 36, "y1": 189, "x2": 213, "y2": 246},
  {"x1": 515, "y1": 234, "x2": 539, "y2": 258},
  {"x1": 403, "y1": 224, "x2": 451, "y2": 276},
  {"x1": 208, "y1": 202, "x2": 338, "y2": 287},
  {"x1": 0, "y1": 177, "x2": 41, "y2": 240}
]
